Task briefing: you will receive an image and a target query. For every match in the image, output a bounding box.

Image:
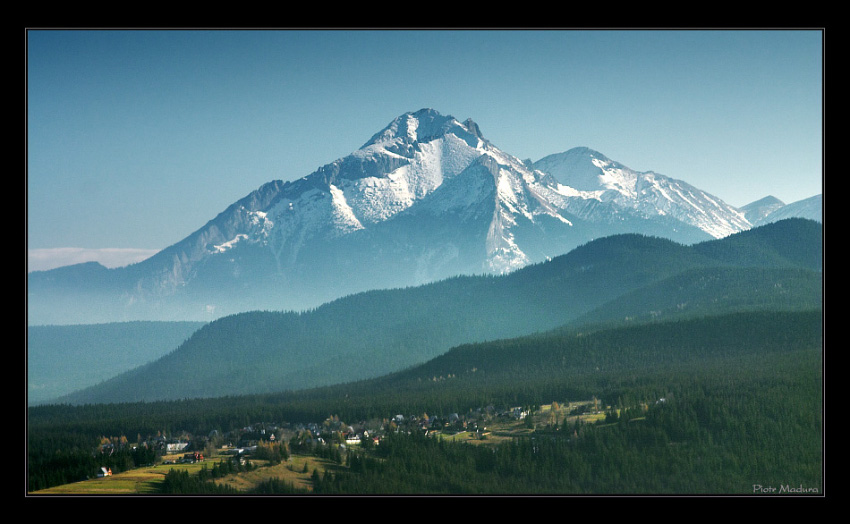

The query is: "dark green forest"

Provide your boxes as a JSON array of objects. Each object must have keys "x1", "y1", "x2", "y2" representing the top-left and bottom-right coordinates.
[
  {"x1": 314, "y1": 343, "x2": 822, "y2": 495},
  {"x1": 54, "y1": 219, "x2": 822, "y2": 405},
  {"x1": 27, "y1": 220, "x2": 824, "y2": 494},
  {"x1": 28, "y1": 309, "x2": 823, "y2": 494}
]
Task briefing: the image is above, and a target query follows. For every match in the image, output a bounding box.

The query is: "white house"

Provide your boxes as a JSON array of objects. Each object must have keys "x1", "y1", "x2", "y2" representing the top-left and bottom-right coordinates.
[{"x1": 166, "y1": 442, "x2": 190, "y2": 453}]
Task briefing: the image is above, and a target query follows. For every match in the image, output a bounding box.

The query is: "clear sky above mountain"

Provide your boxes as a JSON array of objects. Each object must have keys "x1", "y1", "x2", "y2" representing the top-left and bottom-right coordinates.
[{"x1": 27, "y1": 29, "x2": 823, "y2": 271}]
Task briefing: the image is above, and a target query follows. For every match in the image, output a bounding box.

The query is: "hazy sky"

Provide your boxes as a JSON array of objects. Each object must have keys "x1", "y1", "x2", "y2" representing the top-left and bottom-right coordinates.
[{"x1": 27, "y1": 29, "x2": 823, "y2": 271}]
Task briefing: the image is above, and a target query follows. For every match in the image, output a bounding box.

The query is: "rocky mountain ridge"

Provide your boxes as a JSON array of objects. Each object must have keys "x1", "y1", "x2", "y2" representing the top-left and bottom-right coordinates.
[{"x1": 28, "y1": 108, "x2": 821, "y2": 325}]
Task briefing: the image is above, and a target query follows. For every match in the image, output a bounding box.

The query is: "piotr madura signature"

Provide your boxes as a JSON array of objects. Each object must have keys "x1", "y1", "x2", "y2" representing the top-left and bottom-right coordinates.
[{"x1": 753, "y1": 484, "x2": 820, "y2": 494}]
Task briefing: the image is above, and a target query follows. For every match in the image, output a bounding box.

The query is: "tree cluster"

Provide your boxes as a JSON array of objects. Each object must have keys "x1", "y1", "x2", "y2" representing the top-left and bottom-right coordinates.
[{"x1": 28, "y1": 309, "x2": 822, "y2": 494}]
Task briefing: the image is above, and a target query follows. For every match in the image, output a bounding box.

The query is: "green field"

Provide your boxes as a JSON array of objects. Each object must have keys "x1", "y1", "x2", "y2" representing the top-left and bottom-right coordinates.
[{"x1": 29, "y1": 452, "x2": 336, "y2": 495}]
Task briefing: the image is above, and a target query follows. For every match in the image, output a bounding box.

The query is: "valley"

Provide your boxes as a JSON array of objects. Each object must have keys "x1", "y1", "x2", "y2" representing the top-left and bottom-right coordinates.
[
  {"x1": 34, "y1": 219, "x2": 823, "y2": 406},
  {"x1": 26, "y1": 219, "x2": 824, "y2": 495},
  {"x1": 26, "y1": 38, "x2": 823, "y2": 499},
  {"x1": 29, "y1": 399, "x2": 606, "y2": 495},
  {"x1": 27, "y1": 308, "x2": 823, "y2": 495}
]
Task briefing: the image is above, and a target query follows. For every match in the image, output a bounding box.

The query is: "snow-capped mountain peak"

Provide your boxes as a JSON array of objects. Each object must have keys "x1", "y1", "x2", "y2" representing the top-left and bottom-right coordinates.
[
  {"x1": 739, "y1": 195, "x2": 786, "y2": 224},
  {"x1": 152, "y1": 109, "x2": 756, "y2": 282},
  {"x1": 30, "y1": 108, "x2": 791, "y2": 324},
  {"x1": 750, "y1": 194, "x2": 822, "y2": 226},
  {"x1": 531, "y1": 147, "x2": 750, "y2": 238},
  {"x1": 361, "y1": 108, "x2": 485, "y2": 153},
  {"x1": 532, "y1": 147, "x2": 623, "y2": 192}
]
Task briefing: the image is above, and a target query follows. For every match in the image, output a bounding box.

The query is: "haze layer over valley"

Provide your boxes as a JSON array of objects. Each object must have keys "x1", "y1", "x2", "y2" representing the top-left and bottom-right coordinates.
[{"x1": 27, "y1": 109, "x2": 823, "y2": 326}]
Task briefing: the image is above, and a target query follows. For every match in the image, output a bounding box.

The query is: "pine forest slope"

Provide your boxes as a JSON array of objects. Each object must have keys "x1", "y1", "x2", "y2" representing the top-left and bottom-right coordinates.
[
  {"x1": 28, "y1": 308, "x2": 823, "y2": 495},
  {"x1": 54, "y1": 218, "x2": 822, "y2": 405},
  {"x1": 29, "y1": 309, "x2": 823, "y2": 439},
  {"x1": 369, "y1": 309, "x2": 823, "y2": 406},
  {"x1": 569, "y1": 266, "x2": 822, "y2": 328},
  {"x1": 317, "y1": 310, "x2": 822, "y2": 495}
]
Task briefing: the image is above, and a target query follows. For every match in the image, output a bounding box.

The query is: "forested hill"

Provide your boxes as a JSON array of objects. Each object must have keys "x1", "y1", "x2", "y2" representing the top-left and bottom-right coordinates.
[
  {"x1": 569, "y1": 266, "x2": 822, "y2": 328},
  {"x1": 391, "y1": 309, "x2": 823, "y2": 390},
  {"x1": 55, "y1": 219, "x2": 822, "y2": 405},
  {"x1": 29, "y1": 307, "x2": 823, "y2": 494},
  {"x1": 29, "y1": 309, "x2": 823, "y2": 434}
]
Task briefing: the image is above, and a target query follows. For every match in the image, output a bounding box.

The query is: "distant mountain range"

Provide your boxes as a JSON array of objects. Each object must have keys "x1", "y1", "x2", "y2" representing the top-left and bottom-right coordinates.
[
  {"x1": 27, "y1": 109, "x2": 822, "y2": 326},
  {"x1": 50, "y1": 218, "x2": 822, "y2": 405}
]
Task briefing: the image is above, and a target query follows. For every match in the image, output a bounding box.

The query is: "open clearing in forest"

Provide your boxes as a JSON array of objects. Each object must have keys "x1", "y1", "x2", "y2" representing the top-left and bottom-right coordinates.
[
  {"x1": 29, "y1": 453, "x2": 336, "y2": 495},
  {"x1": 30, "y1": 399, "x2": 613, "y2": 495}
]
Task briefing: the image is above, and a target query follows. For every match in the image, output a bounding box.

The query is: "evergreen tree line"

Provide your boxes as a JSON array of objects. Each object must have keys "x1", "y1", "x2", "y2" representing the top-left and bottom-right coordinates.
[
  {"x1": 311, "y1": 346, "x2": 822, "y2": 495},
  {"x1": 158, "y1": 458, "x2": 262, "y2": 494},
  {"x1": 159, "y1": 468, "x2": 238, "y2": 495},
  {"x1": 28, "y1": 309, "x2": 822, "y2": 493},
  {"x1": 113, "y1": 338, "x2": 822, "y2": 496},
  {"x1": 27, "y1": 436, "x2": 159, "y2": 492},
  {"x1": 56, "y1": 219, "x2": 822, "y2": 406},
  {"x1": 31, "y1": 309, "x2": 821, "y2": 443},
  {"x1": 251, "y1": 440, "x2": 289, "y2": 465}
]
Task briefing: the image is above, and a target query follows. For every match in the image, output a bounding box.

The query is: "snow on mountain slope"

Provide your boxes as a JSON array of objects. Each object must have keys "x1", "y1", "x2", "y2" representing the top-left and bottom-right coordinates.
[
  {"x1": 29, "y1": 108, "x2": 766, "y2": 324},
  {"x1": 225, "y1": 109, "x2": 572, "y2": 276},
  {"x1": 286, "y1": 109, "x2": 488, "y2": 229},
  {"x1": 532, "y1": 147, "x2": 750, "y2": 238},
  {"x1": 739, "y1": 196, "x2": 786, "y2": 225},
  {"x1": 752, "y1": 194, "x2": 822, "y2": 226}
]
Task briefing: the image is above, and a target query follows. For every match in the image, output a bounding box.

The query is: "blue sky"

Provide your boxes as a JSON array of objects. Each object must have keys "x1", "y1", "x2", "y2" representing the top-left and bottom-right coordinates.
[{"x1": 27, "y1": 29, "x2": 823, "y2": 271}]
